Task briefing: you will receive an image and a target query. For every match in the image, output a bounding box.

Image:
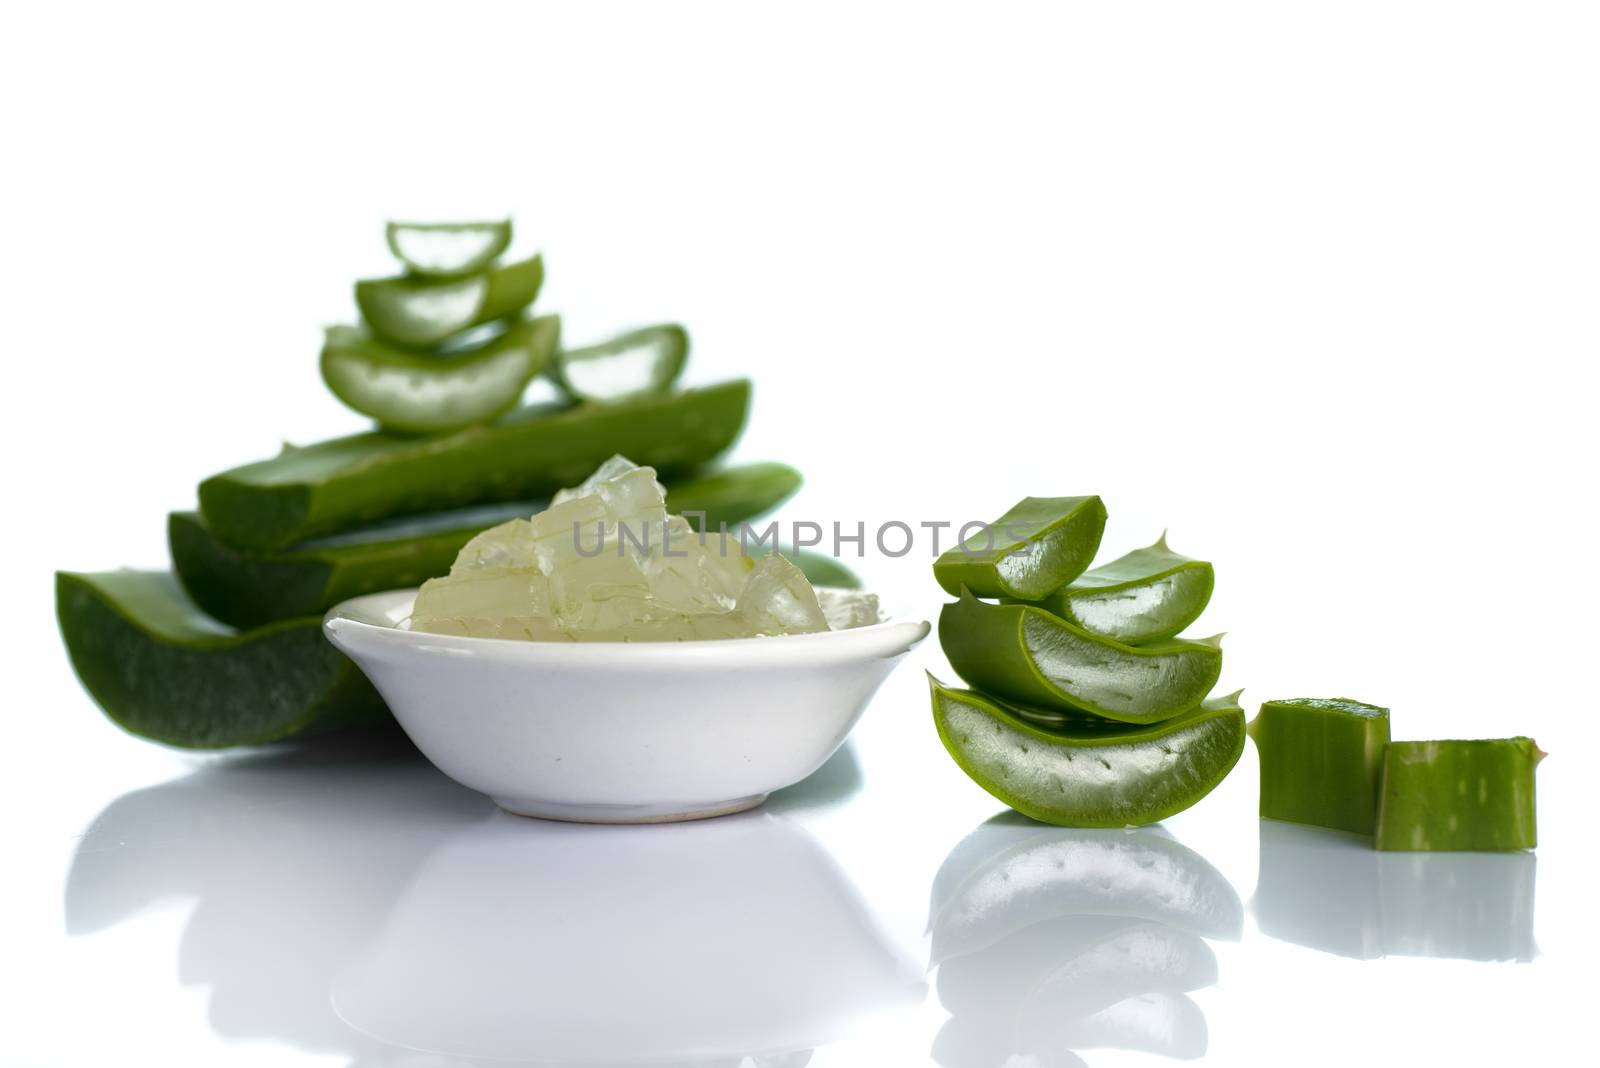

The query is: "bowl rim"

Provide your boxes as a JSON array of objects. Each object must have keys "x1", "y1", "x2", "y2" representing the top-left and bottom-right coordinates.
[{"x1": 324, "y1": 587, "x2": 932, "y2": 665}]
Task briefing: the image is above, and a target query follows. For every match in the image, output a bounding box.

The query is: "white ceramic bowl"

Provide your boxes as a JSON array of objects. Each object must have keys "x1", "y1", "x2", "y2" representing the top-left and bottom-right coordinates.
[{"x1": 324, "y1": 589, "x2": 929, "y2": 823}]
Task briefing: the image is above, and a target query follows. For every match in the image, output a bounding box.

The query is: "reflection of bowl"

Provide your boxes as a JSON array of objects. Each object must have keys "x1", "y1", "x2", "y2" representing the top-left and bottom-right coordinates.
[
  {"x1": 325, "y1": 589, "x2": 929, "y2": 823},
  {"x1": 331, "y1": 809, "x2": 924, "y2": 1063}
]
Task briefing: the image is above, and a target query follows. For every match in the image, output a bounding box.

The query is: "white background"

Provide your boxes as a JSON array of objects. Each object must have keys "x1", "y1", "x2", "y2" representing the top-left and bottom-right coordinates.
[{"x1": 2, "y1": 2, "x2": 1597, "y2": 1065}]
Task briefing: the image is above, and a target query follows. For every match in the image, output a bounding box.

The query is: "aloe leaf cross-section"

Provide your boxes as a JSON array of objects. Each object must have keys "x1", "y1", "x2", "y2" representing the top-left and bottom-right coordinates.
[
  {"x1": 939, "y1": 588, "x2": 1223, "y2": 723},
  {"x1": 929, "y1": 675, "x2": 1246, "y2": 828},
  {"x1": 933, "y1": 496, "x2": 1107, "y2": 601},
  {"x1": 321, "y1": 315, "x2": 560, "y2": 434}
]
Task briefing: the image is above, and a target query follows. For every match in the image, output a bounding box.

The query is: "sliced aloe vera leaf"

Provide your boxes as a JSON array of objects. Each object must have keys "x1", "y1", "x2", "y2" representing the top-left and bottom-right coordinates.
[
  {"x1": 1375, "y1": 738, "x2": 1543, "y2": 852},
  {"x1": 1247, "y1": 697, "x2": 1390, "y2": 836},
  {"x1": 1013, "y1": 534, "x2": 1214, "y2": 643},
  {"x1": 551, "y1": 323, "x2": 689, "y2": 404},
  {"x1": 385, "y1": 220, "x2": 512, "y2": 278},
  {"x1": 934, "y1": 496, "x2": 1106, "y2": 600},
  {"x1": 171, "y1": 462, "x2": 803, "y2": 629},
  {"x1": 929, "y1": 675, "x2": 1245, "y2": 828},
  {"x1": 939, "y1": 589, "x2": 1223, "y2": 722},
  {"x1": 321, "y1": 315, "x2": 559, "y2": 434},
  {"x1": 56, "y1": 571, "x2": 388, "y2": 749},
  {"x1": 199, "y1": 380, "x2": 751, "y2": 551},
  {"x1": 929, "y1": 819, "x2": 1243, "y2": 963},
  {"x1": 355, "y1": 255, "x2": 543, "y2": 349}
]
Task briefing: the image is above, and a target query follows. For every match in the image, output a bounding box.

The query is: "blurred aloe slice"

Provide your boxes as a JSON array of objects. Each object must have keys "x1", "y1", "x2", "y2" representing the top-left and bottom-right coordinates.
[
  {"x1": 552, "y1": 323, "x2": 689, "y2": 403},
  {"x1": 356, "y1": 255, "x2": 543, "y2": 349},
  {"x1": 321, "y1": 316, "x2": 560, "y2": 434},
  {"x1": 386, "y1": 220, "x2": 512, "y2": 278}
]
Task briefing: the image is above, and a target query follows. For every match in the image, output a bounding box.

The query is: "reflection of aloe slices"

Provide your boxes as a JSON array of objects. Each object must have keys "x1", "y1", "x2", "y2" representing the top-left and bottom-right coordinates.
[
  {"x1": 56, "y1": 571, "x2": 388, "y2": 748},
  {"x1": 321, "y1": 316, "x2": 559, "y2": 434},
  {"x1": 386, "y1": 220, "x2": 512, "y2": 278},
  {"x1": 552, "y1": 324, "x2": 689, "y2": 403},
  {"x1": 356, "y1": 255, "x2": 544, "y2": 349}
]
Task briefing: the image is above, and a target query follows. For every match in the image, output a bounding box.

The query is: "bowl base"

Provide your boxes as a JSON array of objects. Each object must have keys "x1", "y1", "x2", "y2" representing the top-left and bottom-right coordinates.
[{"x1": 493, "y1": 793, "x2": 769, "y2": 824}]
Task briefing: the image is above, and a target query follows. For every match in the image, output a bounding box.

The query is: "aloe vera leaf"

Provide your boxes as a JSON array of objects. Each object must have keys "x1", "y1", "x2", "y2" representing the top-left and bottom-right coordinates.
[
  {"x1": 320, "y1": 315, "x2": 560, "y2": 435},
  {"x1": 929, "y1": 821, "x2": 1243, "y2": 963},
  {"x1": 1051, "y1": 992, "x2": 1208, "y2": 1059},
  {"x1": 939, "y1": 588, "x2": 1223, "y2": 722},
  {"x1": 551, "y1": 323, "x2": 689, "y2": 404},
  {"x1": 198, "y1": 380, "x2": 751, "y2": 551},
  {"x1": 355, "y1": 255, "x2": 543, "y2": 349},
  {"x1": 171, "y1": 462, "x2": 803, "y2": 629},
  {"x1": 1245, "y1": 697, "x2": 1390, "y2": 836},
  {"x1": 385, "y1": 220, "x2": 512, "y2": 278},
  {"x1": 56, "y1": 571, "x2": 388, "y2": 749},
  {"x1": 1375, "y1": 738, "x2": 1543, "y2": 851},
  {"x1": 1013, "y1": 534, "x2": 1214, "y2": 643},
  {"x1": 933, "y1": 496, "x2": 1107, "y2": 600},
  {"x1": 929, "y1": 676, "x2": 1245, "y2": 828}
]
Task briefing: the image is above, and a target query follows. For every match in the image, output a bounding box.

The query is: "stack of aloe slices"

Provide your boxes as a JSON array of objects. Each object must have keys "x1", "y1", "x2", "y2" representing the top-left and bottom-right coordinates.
[
  {"x1": 59, "y1": 220, "x2": 839, "y2": 749},
  {"x1": 929, "y1": 496, "x2": 1244, "y2": 827}
]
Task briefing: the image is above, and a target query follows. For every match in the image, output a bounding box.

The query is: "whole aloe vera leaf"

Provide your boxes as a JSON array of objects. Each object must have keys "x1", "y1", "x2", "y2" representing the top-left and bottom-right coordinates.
[
  {"x1": 198, "y1": 380, "x2": 751, "y2": 551},
  {"x1": 321, "y1": 316, "x2": 559, "y2": 434},
  {"x1": 172, "y1": 461, "x2": 802, "y2": 629},
  {"x1": 1247, "y1": 697, "x2": 1391, "y2": 836},
  {"x1": 385, "y1": 220, "x2": 512, "y2": 278},
  {"x1": 939, "y1": 588, "x2": 1223, "y2": 722},
  {"x1": 551, "y1": 323, "x2": 689, "y2": 404},
  {"x1": 355, "y1": 255, "x2": 542, "y2": 349},
  {"x1": 56, "y1": 571, "x2": 388, "y2": 749},
  {"x1": 929, "y1": 674, "x2": 1245, "y2": 827},
  {"x1": 1014, "y1": 534, "x2": 1214, "y2": 643},
  {"x1": 1375, "y1": 738, "x2": 1543, "y2": 851},
  {"x1": 933, "y1": 496, "x2": 1107, "y2": 600}
]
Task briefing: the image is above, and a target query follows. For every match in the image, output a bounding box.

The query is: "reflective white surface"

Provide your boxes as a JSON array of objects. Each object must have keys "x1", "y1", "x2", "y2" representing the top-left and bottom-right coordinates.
[{"x1": 6, "y1": 2, "x2": 1599, "y2": 1064}]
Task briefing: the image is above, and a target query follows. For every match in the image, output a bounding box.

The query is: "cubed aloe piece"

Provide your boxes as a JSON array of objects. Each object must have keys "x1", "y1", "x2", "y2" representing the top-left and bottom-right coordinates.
[
  {"x1": 56, "y1": 571, "x2": 388, "y2": 749},
  {"x1": 1376, "y1": 738, "x2": 1543, "y2": 852},
  {"x1": 198, "y1": 380, "x2": 750, "y2": 551},
  {"x1": 1247, "y1": 697, "x2": 1391, "y2": 836},
  {"x1": 933, "y1": 496, "x2": 1107, "y2": 600}
]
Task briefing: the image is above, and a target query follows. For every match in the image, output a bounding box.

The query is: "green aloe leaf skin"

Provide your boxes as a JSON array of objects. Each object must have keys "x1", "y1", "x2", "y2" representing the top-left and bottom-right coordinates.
[
  {"x1": 783, "y1": 550, "x2": 861, "y2": 590},
  {"x1": 552, "y1": 323, "x2": 690, "y2": 404},
  {"x1": 198, "y1": 380, "x2": 751, "y2": 551},
  {"x1": 172, "y1": 461, "x2": 803, "y2": 629},
  {"x1": 56, "y1": 571, "x2": 389, "y2": 750},
  {"x1": 933, "y1": 496, "x2": 1107, "y2": 601},
  {"x1": 929, "y1": 674, "x2": 1246, "y2": 828},
  {"x1": 1013, "y1": 533, "x2": 1214, "y2": 643},
  {"x1": 355, "y1": 254, "x2": 543, "y2": 349},
  {"x1": 321, "y1": 315, "x2": 561, "y2": 435},
  {"x1": 385, "y1": 220, "x2": 512, "y2": 279},
  {"x1": 1247, "y1": 697, "x2": 1391, "y2": 836},
  {"x1": 939, "y1": 588, "x2": 1223, "y2": 723},
  {"x1": 1376, "y1": 738, "x2": 1543, "y2": 852}
]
